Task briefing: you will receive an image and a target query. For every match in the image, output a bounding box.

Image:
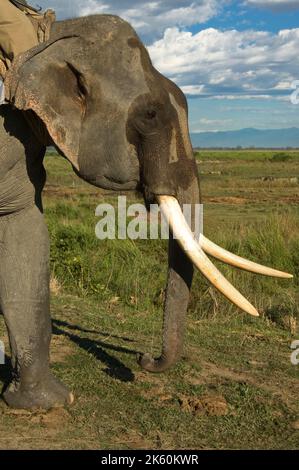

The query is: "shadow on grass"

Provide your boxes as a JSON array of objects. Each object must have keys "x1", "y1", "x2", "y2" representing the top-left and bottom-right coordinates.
[
  {"x1": 52, "y1": 319, "x2": 138, "y2": 383},
  {"x1": 52, "y1": 318, "x2": 135, "y2": 343}
]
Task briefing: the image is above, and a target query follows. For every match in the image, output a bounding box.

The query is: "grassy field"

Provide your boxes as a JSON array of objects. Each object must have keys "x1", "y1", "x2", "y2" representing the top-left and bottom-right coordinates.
[{"x1": 0, "y1": 149, "x2": 298, "y2": 449}]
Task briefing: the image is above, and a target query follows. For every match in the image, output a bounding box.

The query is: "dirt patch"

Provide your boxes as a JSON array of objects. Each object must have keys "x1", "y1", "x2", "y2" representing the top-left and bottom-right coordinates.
[
  {"x1": 139, "y1": 379, "x2": 229, "y2": 417},
  {"x1": 44, "y1": 186, "x2": 78, "y2": 197},
  {"x1": 31, "y1": 408, "x2": 71, "y2": 430},
  {"x1": 140, "y1": 385, "x2": 173, "y2": 403},
  {"x1": 206, "y1": 196, "x2": 248, "y2": 205},
  {"x1": 0, "y1": 404, "x2": 72, "y2": 449},
  {"x1": 188, "y1": 359, "x2": 299, "y2": 410},
  {"x1": 179, "y1": 394, "x2": 229, "y2": 417},
  {"x1": 115, "y1": 430, "x2": 154, "y2": 450},
  {"x1": 291, "y1": 420, "x2": 299, "y2": 430},
  {"x1": 197, "y1": 160, "x2": 223, "y2": 164},
  {"x1": 261, "y1": 177, "x2": 298, "y2": 184},
  {"x1": 279, "y1": 195, "x2": 299, "y2": 204}
]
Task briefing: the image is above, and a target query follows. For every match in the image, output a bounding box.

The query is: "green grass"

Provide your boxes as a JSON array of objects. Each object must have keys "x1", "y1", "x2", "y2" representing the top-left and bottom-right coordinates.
[
  {"x1": 0, "y1": 149, "x2": 298, "y2": 449},
  {"x1": 195, "y1": 149, "x2": 299, "y2": 162}
]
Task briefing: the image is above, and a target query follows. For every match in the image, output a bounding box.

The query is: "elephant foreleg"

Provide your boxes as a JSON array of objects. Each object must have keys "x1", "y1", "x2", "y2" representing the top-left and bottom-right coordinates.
[{"x1": 0, "y1": 205, "x2": 73, "y2": 409}]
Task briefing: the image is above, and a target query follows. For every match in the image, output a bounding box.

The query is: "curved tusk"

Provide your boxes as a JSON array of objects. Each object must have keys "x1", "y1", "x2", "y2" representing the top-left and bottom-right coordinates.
[
  {"x1": 157, "y1": 195, "x2": 259, "y2": 317},
  {"x1": 200, "y1": 235, "x2": 293, "y2": 279}
]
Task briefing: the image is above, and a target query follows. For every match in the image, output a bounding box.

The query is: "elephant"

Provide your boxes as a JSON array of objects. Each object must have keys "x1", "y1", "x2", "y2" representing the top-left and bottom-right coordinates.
[{"x1": 0, "y1": 14, "x2": 293, "y2": 410}]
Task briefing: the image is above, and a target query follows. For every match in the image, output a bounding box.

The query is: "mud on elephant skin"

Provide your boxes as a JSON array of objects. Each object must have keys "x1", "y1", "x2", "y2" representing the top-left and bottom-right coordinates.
[{"x1": 0, "y1": 15, "x2": 293, "y2": 409}]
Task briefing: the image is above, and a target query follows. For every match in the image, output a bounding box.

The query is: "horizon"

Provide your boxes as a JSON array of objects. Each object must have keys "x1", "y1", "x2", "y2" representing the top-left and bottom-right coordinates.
[
  {"x1": 192, "y1": 126, "x2": 299, "y2": 134},
  {"x1": 190, "y1": 126, "x2": 299, "y2": 148}
]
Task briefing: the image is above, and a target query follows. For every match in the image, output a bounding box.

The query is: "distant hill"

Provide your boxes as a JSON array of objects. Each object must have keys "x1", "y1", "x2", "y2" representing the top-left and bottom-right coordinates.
[{"x1": 191, "y1": 127, "x2": 299, "y2": 148}]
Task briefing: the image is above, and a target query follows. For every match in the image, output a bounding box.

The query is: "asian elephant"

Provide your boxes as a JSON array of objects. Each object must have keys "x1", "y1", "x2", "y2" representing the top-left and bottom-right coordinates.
[{"x1": 0, "y1": 14, "x2": 292, "y2": 410}]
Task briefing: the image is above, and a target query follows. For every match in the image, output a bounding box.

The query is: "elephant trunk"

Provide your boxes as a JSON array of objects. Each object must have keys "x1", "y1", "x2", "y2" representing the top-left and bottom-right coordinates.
[
  {"x1": 138, "y1": 182, "x2": 198, "y2": 373},
  {"x1": 139, "y1": 235, "x2": 193, "y2": 372}
]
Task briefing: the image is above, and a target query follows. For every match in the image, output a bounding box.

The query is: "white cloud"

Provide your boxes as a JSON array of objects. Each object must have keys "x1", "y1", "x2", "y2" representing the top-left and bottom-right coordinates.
[
  {"x1": 246, "y1": 0, "x2": 299, "y2": 11},
  {"x1": 199, "y1": 118, "x2": 233, "y2": 124},
  {"x1": 148, "y1": 27, "x2": 299, "y2": 97},
  {"x1": 34, "y1": 1, "x2": 299, "y2": 102},
  {"x1": 79, "y1": 0, "x2": 110, "y2": 16},
  {"x1": 191, "y1": 118, "x2": 233, "y2": 132},
  {"x1": 212, "y1": 94, "x2": 291, "y2": 100},
  {"x1": 37, "y1": 0, "x2": 224, "y2": 37},
  {"x1": 181, "y1": 85, "x2": 206, "y2": 95}
]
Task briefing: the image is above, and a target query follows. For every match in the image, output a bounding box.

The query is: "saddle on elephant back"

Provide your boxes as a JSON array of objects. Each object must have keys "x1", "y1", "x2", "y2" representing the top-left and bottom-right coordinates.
[{"x1": 0, "y1": 0, "x2": 56, "y2": 95}]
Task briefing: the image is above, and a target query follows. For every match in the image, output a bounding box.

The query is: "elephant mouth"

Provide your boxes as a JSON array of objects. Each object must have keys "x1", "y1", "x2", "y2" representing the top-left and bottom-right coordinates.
[
  {"x1": 156, "y1": 195, "x2": 293, "y2": 317},
  {"x1": 89, "y1": 175, "x2": 140, "y2": 191}
]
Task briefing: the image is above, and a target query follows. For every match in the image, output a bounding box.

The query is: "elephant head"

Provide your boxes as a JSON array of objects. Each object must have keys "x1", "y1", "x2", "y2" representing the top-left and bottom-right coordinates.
[{"x1": 5, "y1": 15, "x2": 293, "y2": 372}]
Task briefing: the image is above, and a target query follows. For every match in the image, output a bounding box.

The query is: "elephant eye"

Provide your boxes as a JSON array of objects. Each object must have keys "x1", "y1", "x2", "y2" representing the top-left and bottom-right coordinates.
[
  {"x1": 77, "y1": 75, "x2": 88, "y2": 100},
  {"x1": 66, "y1": 61, "x2": 88, "y2": 100}
]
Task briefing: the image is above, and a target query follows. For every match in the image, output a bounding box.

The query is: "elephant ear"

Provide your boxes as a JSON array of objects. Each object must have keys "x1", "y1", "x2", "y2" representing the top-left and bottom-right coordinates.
[{"x1": 6, "y1": 36, "x2": 85, "y2": 169}]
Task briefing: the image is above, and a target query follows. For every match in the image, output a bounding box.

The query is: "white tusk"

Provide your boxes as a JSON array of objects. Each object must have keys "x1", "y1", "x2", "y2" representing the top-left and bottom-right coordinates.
[
  {"x1": 200, "y1": 235, "x2": 293, "y2": 279},
  {"x1": 157, "y1": 195, "x2": 259, "y2": 317}
]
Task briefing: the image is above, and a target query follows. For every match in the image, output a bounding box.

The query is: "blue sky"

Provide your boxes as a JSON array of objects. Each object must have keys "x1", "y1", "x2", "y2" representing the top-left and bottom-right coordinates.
[
  {"x1": 194, "y1": 1, "x2": 299, "y2": 34},
  {"x1": 37, "y1": 1, "x2": 299, "y2": 132}
]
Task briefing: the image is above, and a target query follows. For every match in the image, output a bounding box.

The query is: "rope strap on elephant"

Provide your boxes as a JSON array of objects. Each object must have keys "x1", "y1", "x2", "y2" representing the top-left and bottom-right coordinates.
[
  {"x1": 8, "y1": 1, "x2": 41, "y2": 13},
  {"x1": 0, "y1": 0, "x2": 56, "y2": 79}
]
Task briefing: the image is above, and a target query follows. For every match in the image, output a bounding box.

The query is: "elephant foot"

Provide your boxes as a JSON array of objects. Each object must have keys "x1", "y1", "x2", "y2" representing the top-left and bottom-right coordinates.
[{"x1": 3, "y1": 373, "x2": 74, "y2": 410}]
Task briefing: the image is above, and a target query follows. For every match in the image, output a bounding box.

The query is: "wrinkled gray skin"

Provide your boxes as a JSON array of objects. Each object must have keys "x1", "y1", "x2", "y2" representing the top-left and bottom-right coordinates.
[{"x1": 0, "y1": 15, "x2": 200, "y2": 409}]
